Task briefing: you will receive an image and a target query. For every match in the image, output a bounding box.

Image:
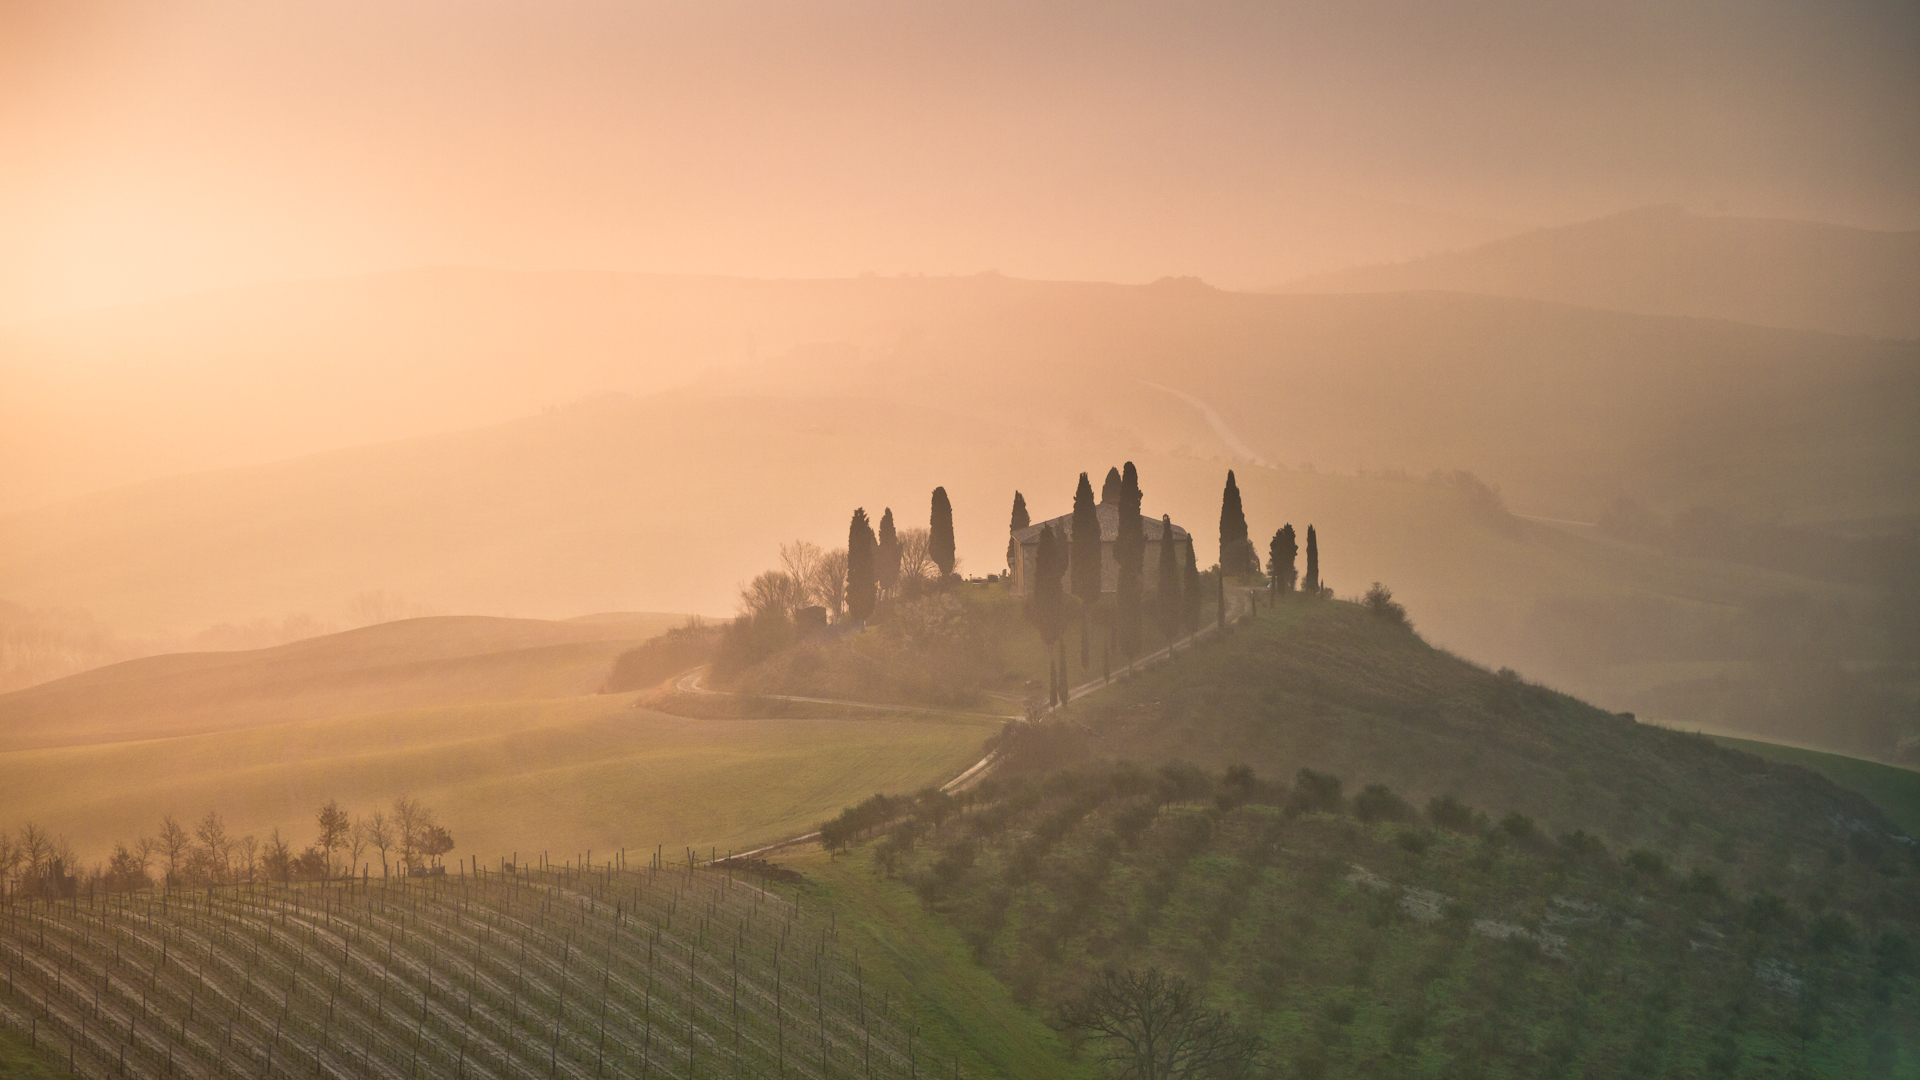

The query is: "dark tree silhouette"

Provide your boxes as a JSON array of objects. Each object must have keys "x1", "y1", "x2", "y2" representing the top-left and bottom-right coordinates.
[
  {"x1": 1061, "y1": 968, "x2": 1264, "y2": 1080},
  {"x1": 1185, "y1": 535, "x2": 1203, "y2": 634},
  {"x1": 1217, "y1": 470, "x2": 1255, "y2": 577},
  {"x1": 1157, "y1": 516, "x2": 1181, "y2": 650},
  {"x1": 846, "y1": 507, "x2": 877, "y2": 622},
  {"x1": 1010, "y1": 490, "x2": 1030, "y2": 532},
  {"x1": 877, "y1": 507, "x2": 901, "y2": 598},
  {"x1": 931, "y1": 487, "x2": 957, "y2": 579},
  {"x1": 1071, "y1": 472, "x2": 1103, "y2": 604},
  {"x1": 1267, "y1": 524, "x2": 1297, "y2": 594},
  {"x1": 1101, "y1": 466, "x2": 1123, "y2": 504},
  {"x1": 1303, "y1": 524, "x2": 1320, "y2": 595},
  {"x1": 1115, "y1": 462, "x2": 1146, "y2": 660},
  {"x1": 1026, "y1": 524, "x2": 1070, "y2": 649},
  {"x1": 1070, "y1": 472, "x2": 1103, "y2": 665}
]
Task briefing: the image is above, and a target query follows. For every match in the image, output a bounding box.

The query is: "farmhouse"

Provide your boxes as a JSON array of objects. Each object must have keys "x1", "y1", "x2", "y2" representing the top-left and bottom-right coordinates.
[{"x1": 1007, "y1": 501, "x2": 1192, "y2": 597}]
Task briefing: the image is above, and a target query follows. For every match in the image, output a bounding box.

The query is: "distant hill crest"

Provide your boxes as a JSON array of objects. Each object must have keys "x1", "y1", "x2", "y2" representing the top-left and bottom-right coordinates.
[{"x1": 1278, "y1": 205, "x2": 1920, "y2": 339}]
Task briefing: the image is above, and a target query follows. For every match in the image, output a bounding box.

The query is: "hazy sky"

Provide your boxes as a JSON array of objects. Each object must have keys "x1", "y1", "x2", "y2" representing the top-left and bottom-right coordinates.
[{"x1": 3, "y1": 0, "x2": 1916, "y2": 323}]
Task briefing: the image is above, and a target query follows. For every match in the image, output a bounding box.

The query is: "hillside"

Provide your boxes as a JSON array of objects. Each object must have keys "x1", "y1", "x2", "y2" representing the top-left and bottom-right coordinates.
[
  {"x1": 0, "y1": 612, "x2": 683, "y2": 751},
  {"x1": 1004, "y1": 599, "x2": 1910, "y2": 873},
  {"x1": 0, "y1": 859, "x2": 1035, "y2": 1080},
  {"x1": 805, "y1": 598, "x2": 1919, "y2": 1077},
  {"x1": 1282, "y1": 205, "x2": 1920, "y2": 339},
  {"x1": 0, "y1": 611, "x2": 995, "y2": 864}
]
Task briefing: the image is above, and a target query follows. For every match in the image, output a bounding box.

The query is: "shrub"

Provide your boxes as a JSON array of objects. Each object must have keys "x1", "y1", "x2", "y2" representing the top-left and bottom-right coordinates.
[
  {"x1": 1427, "y1": 795, "x2": 1476, "y2": 832},
  {"x1": 818, "y1": 793, "x2": 910, "y2": 854},
  {"x1": 1362, "y1": 583, "x2": 1409, "y2": 627},
  {"x1": 1681, "y1": 868, "x2": 1724, "y2": 897},
  {"x1": 1873, "y1": 932, "x2": 1914, "y2": 977},
  {"x1": 1745, "y1": 892, "x2": 1789, "y2": 931},
  {"x1": 1558, "y1": 830, "x2": 1608, "y2": 859},
  {"x1": 1354, "y1": 784, "x2": 1415, "y2": 824},
  {"x1": 1625, "y1": 849, "x2": 1666, "y2": 877},
  {"x1": 603, "y1": 618, "x2": 721, "y2": 692},
  {"x1": 1498, "y1": 813, "x2": 1537, "y2": 844},
  {"x1": 1287, "y1": 769, "x2": 1344, "y2": 817},
  {"x1": 1809, "y1": 913, "x2": 1856, "y2": 953},
  {"x1": 1396, "y1": 830, "x2": 1432, "y2": 855}
]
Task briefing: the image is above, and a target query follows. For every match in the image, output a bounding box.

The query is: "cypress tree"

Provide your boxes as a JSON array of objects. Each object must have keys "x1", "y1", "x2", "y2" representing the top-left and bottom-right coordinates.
[
  {"x1": 1115, "y1": 462, "x2": 1145, "y2": 660},
  {"x1": 1268, "y1": 524, "x2": 1298, "y2": 594},
  {"x1": 1069, "y1": 472, "x2": 1103, "y2": 668},
  {"x1": 877, "y1": 508, "x2": 901, "y2": 599},
  {"x1": 1025, "y1": 524, "x2": 1069, "y2": 647},
  {"x1": 1069, "y1": 473, "x2": 1102, "y2": 606},
  {"x1": 1218, "y1": 470, "x2": 1255, "y2": 577},
  {"x1": 930, "y1": 487, "x2": 957, "y2": 579},
  {"x1": 1304, "y1": 524, "x2": 1320, "y2": 596},
  {"x1": 1100, "y1": 467, "x2": 1122, "y2": 505},
  {"x1": 1009, "y1": 491, "x2": 1029, "y2": 533},
  {"x1": 846, "y1": 508, "x2": 877, "y2": 622},
  {"x1": 1185, "y1": 534, "x2": 1203, "y2": 633},
  {"x1": 1156, "y1": 515, "x2": 1181, "y2": 650}
]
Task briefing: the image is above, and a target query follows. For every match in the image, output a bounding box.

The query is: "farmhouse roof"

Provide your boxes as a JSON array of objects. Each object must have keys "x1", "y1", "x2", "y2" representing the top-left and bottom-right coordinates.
[{"x1": 1012, "y1": 503, "x2": 1188, "y2": 546}]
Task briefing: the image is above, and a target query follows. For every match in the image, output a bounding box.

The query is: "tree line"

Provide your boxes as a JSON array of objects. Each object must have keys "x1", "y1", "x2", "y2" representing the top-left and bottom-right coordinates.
[
  {"x1": 1015, "y1": 464, "x2": 1333, "y2": 708},
  {"x1": 1019, "y1": 463, "x2": 1208, "y2": 707},
  {"x1": 0, "y1": 794, "x2": 454, "y2": 900},
  {"x1": 716, "y1": 487, "x2": 961, "y2": 675}
]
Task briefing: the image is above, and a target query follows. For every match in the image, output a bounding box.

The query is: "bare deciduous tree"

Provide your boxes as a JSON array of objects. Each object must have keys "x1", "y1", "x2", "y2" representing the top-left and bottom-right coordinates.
[
  {"x1": 235, "y1": 835, "x2": 258, "y2": 884},
  {"x1": 347, "y1": 815, "x2": 371, "y2": 877},
  {"x1": 1061, "y1": 968, "x2": 1265, "y2": 1080},
  {"x1": 157, "y1": 815, "x2": 191, "y2": 886},
  {"x1": 779, "y1": 540, "x2": 822, "y2": 584},
  {"x1": 808, "y1": 548, "x2": 848, "y2": 618},
  {"x1": 392, "y1": 795, "x2": 433, "y2": 871},
  {"x1": 317, "y1": 799, "x2": 351, "y2": 877},
  {"x1": 363, "y1": 810, "x2": 394, "y2": 877},
  {"x1": 195, "y1": 810, "x2": 232, "y2": 884},
  {"x1": 0, "y1": 830, "x2": 19, "y2": 889},
  {"x1": 739, "y1": 570, "x2": 807, "y2": 621},
  {"x1": 896, "y1": 527, "x2": 937, "y2": 585}
]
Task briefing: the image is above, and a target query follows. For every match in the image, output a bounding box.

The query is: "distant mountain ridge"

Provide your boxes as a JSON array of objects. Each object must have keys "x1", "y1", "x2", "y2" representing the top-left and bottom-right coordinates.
[{"x1": 1280, "y1": 205, "x2": 1920, "y2": 339}]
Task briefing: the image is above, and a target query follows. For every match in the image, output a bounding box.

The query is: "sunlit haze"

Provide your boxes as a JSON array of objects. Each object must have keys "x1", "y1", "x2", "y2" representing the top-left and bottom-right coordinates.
[
  {"x1": 1, "y1": 6, "x2": 1917, "y2": 1075},
  {"x1": 3, "y1": 1, "x2": 1917, "y2": 321}
]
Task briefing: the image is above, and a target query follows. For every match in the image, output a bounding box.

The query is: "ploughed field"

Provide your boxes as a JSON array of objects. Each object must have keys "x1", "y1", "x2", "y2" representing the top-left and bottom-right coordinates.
[{"x1": 0, "y1": 859, "x2": 936, "y2": 1079}]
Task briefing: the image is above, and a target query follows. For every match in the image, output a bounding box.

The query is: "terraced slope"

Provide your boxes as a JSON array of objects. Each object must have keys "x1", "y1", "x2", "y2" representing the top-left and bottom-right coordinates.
[{"x1": 0, "y1": 859, "x2": 942, "y2": 1079}]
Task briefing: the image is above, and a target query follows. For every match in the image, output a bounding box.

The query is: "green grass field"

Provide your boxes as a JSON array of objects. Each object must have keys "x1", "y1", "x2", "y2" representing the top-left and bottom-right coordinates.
[
  {"x1": 0, "y1": 692, "x2": 996, "y2": 867},
  {"x1": 1709, "y1": 735, "x2": 1920, "y2": 836},
  {"x1": 0, "y1": 611, "x2": 1000, "y2": 870},
  {"x1": 781, "y1": 846, "x2": 1090, "y2": 1079},
  {"x1": 0, "y1": 1027, "x2": 58, "y2": 1079}
]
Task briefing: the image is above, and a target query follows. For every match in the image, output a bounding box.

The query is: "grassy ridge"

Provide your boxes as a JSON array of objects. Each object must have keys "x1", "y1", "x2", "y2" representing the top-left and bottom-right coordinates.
[
  {"x1": 1032, "y1": 599, "x2": 1907, "y2": 883},
  {"x1": 783, "y1": 847, "x2": 1091, "y2": 1079},
  {"x1": 0, "y1": 613, "x2": 685, "y2": 751},
  {"x1": 1709, "y1": 736, "x2": 1920, "y2": 836}
]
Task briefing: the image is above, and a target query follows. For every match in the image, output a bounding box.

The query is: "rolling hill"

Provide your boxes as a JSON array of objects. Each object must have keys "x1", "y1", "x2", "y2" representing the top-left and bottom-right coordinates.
[
  {"x1": 0, "y1": 612, "x2": 682, "y2": 752},
  {"x1": 1281, "y1": 205, "x2": 1920, "y2": 340},
  {"x1": 6, "y1": 269, "x2": 1914, "y2": 529},
  {"x1": 0, "y1": 611, "x2": 995, "y2": 865},
  {"x1": 0, "y1": 386, "x2": 1902, "y2": 757},
  {"x1": 811, "y1": 597, "x2": 1920, "y2": 1077}
]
